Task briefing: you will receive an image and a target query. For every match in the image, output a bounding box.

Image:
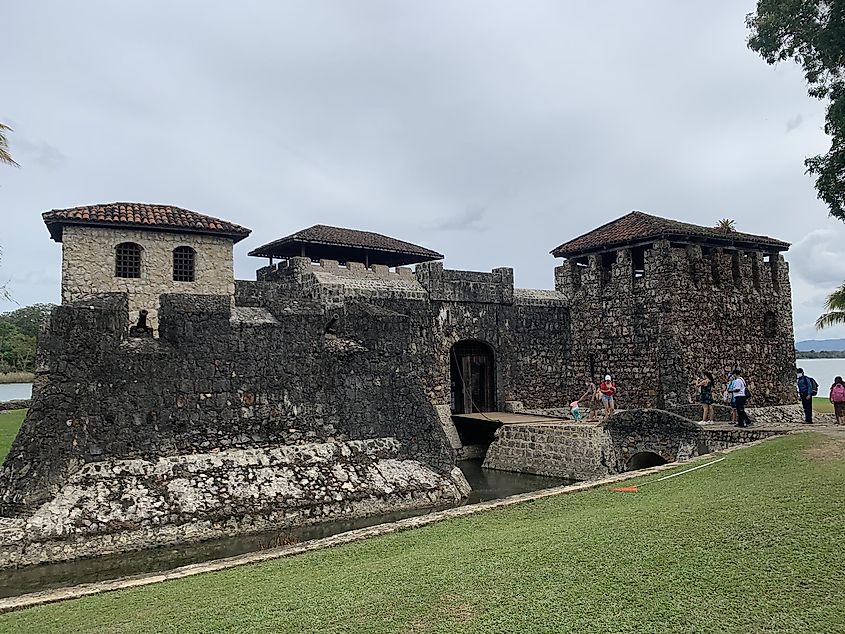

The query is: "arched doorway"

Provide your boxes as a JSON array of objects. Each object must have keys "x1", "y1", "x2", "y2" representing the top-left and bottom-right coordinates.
[
  {"x1": 626, "y1": 451, "x2": 668, "y2": 471},
  {"x1": 450, "y1": 340, "x2": 496, "y2": 414}
]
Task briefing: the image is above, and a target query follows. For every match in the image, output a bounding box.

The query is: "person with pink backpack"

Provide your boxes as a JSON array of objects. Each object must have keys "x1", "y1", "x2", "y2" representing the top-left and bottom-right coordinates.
[{"x1": 830, "y1": 376, "x2": 845, "y2": 425}]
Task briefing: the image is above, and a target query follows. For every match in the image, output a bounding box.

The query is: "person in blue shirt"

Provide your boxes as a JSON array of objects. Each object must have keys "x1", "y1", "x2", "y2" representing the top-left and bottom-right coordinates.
[{"x1": 797, "y1": 368, "x2": 814, "y2": 424}]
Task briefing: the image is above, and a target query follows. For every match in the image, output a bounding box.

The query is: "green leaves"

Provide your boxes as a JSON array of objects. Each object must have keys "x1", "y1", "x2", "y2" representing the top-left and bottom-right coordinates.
[
  {"x1": 816, "y1": 280, "x2": 845, "y2": 329},
  {"x1": 0, "y1": 304, "x2": 54, "y2": 373},
  {"x1": 747, "y1": 0, "x2": 845, "y2": 220}
]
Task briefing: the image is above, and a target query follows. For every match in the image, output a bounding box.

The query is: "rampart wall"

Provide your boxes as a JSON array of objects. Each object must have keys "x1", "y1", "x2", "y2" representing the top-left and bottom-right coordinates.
[{"x1": 0, "y1": 291, "x2": 455, "y2": 516}]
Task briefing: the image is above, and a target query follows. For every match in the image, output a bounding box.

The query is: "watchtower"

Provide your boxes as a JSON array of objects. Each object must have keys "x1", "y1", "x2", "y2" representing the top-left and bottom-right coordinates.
[{"x1": 552, "y1": 211, "x2": 795, "y2": 407}]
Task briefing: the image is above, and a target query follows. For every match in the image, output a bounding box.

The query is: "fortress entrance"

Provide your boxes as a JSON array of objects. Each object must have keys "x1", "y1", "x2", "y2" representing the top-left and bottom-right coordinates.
[{"x1": 450, "y1": 340, "x2": 496, "y2": 415}]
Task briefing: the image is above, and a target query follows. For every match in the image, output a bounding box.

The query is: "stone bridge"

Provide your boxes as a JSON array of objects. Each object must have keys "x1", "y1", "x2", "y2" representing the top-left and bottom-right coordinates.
[{"x1": 601, "y1": 409, "x2": 708, "y2": 472}]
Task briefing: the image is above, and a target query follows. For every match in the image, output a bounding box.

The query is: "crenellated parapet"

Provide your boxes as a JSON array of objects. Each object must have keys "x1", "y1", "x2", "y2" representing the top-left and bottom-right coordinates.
[{"x1": 416, "y1": 261, "x2": 514, "y2": 304}]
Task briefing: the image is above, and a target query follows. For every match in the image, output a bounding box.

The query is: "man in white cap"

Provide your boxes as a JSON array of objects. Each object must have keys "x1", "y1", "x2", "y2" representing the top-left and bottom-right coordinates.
[{"x1": 599, "y1": 374, "x2": 617, "y2": 416}]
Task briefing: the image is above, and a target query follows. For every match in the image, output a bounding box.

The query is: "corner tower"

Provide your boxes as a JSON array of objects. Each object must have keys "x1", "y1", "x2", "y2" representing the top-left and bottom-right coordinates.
[
  {"x1": 43, "y1": 202, "x2": 251, "y2": 329},
  {"x1": 552, "y1": 211, "x2": 795, "y2": 407}
]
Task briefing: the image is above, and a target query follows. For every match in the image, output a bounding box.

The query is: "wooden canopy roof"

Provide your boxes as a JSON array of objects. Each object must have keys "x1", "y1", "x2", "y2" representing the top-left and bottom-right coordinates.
[{"x1": 248, "y1": 224, "x2": 443, "y2": 267}]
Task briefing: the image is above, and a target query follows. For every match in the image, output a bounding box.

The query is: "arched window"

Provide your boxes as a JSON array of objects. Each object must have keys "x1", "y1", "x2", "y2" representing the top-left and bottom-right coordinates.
[
  {"x1": 115, "y1": 242, "x2": 142, "y2": 278},
  {"x1": 172, "y1": 246, "x2": 196, "y2": 282}
]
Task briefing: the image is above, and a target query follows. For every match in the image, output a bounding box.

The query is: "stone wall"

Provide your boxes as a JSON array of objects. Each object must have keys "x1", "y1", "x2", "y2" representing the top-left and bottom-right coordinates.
[
  {"x1": 0, "y1": 438, "x2": 469, "y2": 568},
  {"x1": 483, "y1": 423, "x2": 612, "y2": 480},
  {"x1": 61, "y1": 226, "x2": 236, "y2": 329},
  {"x1": 0, "y1": 291, "x2": 454, "y2": 515},
  {"x1": 0, "y1": 400, "x2": 30, "y2": 413},
  {"x1": 556, "y1": 241, "x2": 796, "y2": 408}
]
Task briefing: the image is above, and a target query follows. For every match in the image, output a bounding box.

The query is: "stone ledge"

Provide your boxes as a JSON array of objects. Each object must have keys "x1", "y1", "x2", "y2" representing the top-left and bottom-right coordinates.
[{"x1": 0, "y1": 433, "x2": 783, "y2": 614}]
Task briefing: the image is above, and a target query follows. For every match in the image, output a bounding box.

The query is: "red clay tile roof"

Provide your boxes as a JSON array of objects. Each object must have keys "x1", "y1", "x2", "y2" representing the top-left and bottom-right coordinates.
[
  {"x1": 248, "y1": 224, "x2": 443, "y2": 266},
  {"x1": 43, "y1": 202, "x2": 251, "y2": 243},
  {"x1": 551, "y1": 211, "x2": 790, "y2": 258}
]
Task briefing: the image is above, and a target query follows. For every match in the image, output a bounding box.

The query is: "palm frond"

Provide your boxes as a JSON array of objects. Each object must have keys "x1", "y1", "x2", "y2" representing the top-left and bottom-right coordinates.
[
  {"x1": 816, "y1": 310, "x2": 845, "y2": 330},
  {"x1": 0, "y1": 123, "x2": 20, "y2": 168},
  {"x1": 823, "y1": 281, "x2": 845, "y2": 312},
  {"x1": 717, "y1": 218, "x2": 736, "y2": 232}
]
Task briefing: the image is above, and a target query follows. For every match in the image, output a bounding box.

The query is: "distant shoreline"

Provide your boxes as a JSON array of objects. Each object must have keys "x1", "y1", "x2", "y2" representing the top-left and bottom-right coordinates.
[
  {"x1": 795, "y1": 351, "x2": 845, "y2": 359},
  {"x1": 0, "y1": 372, "x2": 34, "y2": 385}
]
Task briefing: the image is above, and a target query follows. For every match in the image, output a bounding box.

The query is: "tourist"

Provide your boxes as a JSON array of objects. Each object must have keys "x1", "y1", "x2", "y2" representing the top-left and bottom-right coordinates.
[
  {"x1": 830, "y1": 376, "x2": 845, "y2": 426},
  {"x1": 695, "y1": 371, "x2": 715, "y2": 423},
  {"x1": 577, "y1": 380, "x2": 601, "y2": 421},
  {"x1": 729, "y1": 369, "x2": 752, "y2": 428},
  {"x1": 599, "y1": 374, "x2": 617, "y2": 416},
  {"x1": 724, "y1": 368, "x2": 738, "y2": 424},
  {"x1": 570, "y1": 399, "x2": 585, "y2": 422},
  {"x1": 796, "y1": 368, "x2": 816, "y2": 424}
]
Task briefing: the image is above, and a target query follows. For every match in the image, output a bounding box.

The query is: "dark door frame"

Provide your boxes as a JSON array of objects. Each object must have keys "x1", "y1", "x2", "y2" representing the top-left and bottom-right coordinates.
[{"x1": 450, "y1": 339, "x2": 496, "y2": 414}]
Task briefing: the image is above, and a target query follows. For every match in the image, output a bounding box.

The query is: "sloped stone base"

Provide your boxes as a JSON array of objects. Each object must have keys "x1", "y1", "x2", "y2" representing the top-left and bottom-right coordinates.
[{"x1": 0, "y1": 438, "x2": 469, "y2": 568}]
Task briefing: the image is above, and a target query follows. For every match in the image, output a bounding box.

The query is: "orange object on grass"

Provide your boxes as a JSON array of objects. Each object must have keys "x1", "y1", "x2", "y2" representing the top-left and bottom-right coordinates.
[{"x1": 610, "y1": 486, "x2": 639, "y2": 493}]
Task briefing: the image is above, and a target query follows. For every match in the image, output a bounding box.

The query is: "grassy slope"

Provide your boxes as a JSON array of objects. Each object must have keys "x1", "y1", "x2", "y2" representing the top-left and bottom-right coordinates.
[
  {"x1": 0, "y1": 409, "x2": 24, "y2": 462},
  {"x1": 1, "y1": 433, "x2": 843, "y2": 634}
]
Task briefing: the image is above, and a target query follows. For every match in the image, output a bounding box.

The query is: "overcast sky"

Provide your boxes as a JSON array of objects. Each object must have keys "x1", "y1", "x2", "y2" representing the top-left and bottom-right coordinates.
[{"x1": 3, "y1": 1, "x2": 844, "y2": 341}]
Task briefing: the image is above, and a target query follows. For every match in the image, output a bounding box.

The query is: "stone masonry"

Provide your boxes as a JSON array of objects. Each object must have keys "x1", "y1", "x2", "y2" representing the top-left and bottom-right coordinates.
[
  {"x1": 0, "y1": 207, "x2": 800, "y2": 566},
  {"x1": 61, "y1": 225, "x2": 236, "y2": 329}
]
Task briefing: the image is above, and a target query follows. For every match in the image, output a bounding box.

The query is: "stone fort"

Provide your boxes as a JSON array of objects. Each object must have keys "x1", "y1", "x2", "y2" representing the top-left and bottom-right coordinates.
[{"x1": 0, "y1": 202, "x2": 796, "y2": 565}]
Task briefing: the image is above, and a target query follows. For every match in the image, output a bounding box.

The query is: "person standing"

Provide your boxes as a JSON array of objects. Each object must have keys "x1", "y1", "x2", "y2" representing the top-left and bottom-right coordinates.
[
  {"x1": 797, "y1": 368, "x2": 815, "y2": 424},
  {"x1": 724, "y1": 368, "x2": 738, "y2": 425},
  {"x1": 695, "y1": 371, "x2": 715, "y2": 423},
  {"x1": 599, "y1": 374, "x2": 617, "y2": 416},
  {"x1": 578, "y1": 379, "x2": 601, "y2": 422},
  {"x1": 729, "y1": 369, "x2": 752, "y2": 428},
  {"x1": 829, "y1": 376, "x2": 845, "y2": 426}
]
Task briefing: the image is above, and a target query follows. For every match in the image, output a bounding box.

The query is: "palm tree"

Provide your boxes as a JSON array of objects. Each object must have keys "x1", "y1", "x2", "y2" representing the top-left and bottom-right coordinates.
[
  {"x1": 816, "y1": 281, "x2": 845, "y2": 330},
  {"x1": 717, "y1": 218, "x2": 736, "y2": 233},
  {"x1": 0, "y1": 124, "x2": 17, "y2": 300},
  {"x1": 0, "y1": 123, "x2": 19, "y2": 167}
]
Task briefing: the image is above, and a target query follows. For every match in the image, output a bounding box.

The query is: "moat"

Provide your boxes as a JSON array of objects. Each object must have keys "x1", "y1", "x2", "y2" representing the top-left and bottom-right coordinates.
[{"x1": 0, "y1": 460, "x2": 571, "y2": 599}]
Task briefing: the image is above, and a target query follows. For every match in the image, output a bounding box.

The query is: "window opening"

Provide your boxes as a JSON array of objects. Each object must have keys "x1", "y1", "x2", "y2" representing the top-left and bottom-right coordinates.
[
  {"x1": 631, "y1": 246, "x2": 646, "y2": 279},
  {"x1": 115, "y1": 242, "x2": 142, "y2": 279},
  {"x1": 172, "y1": 246, "x2": 196, "y2": 282}
]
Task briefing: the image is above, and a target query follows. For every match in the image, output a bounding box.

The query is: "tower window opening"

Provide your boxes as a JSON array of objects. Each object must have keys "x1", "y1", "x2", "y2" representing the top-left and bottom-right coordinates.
[{"x1": 631, "y1": 246, "x2": 646, "y2": 279}]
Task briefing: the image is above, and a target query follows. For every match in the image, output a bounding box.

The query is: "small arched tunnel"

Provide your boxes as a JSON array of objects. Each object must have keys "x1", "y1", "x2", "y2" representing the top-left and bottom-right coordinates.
[{"x1": 626, "y1": 451, "x2": 668, "y2": 471}]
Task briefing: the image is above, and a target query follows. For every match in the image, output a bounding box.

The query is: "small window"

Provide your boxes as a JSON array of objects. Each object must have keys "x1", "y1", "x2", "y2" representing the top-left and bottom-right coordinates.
[
  {"x1": 173, "y1": 246, "x2": 196, "y2": 282},
  {"x1": 631, "y1": 246, "x2": 646, "y2": 279},
  {"x1": 115, "y1": 242, "x2": 142, "y2": 279},
  {"x1": 763, "y1": 311, "x2": 777, "y2": 338},
  {"x1": 600, "y1": 252, "x2": 614, "y2": 286}
]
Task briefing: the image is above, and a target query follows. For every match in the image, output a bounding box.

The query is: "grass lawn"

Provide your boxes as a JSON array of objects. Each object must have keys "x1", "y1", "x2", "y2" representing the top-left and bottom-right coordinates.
[
  {"x1": 1, "y1": 433, "x2": 843, "y2": 633},
  {"x1": 813, "y1": 397, "x2": 834, "y2": 414},
  {"x1": 0, "y1": 409, "x2": 24, "y2": 462}
]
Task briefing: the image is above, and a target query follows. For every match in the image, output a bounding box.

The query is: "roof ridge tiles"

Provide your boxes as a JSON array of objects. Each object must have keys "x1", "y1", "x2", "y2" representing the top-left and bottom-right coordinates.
[{"x1": 42, "y1": 202, "x2": 251, "y2": 243}]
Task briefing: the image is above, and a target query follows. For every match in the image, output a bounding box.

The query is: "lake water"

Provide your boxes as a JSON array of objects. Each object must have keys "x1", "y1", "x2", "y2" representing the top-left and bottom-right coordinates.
[
  {"x1": 0, "y1": 383, "x2": 32, "y2": 403},
  {"x1": 796, "y1": 358, "x2": 845, "y2": 394}
]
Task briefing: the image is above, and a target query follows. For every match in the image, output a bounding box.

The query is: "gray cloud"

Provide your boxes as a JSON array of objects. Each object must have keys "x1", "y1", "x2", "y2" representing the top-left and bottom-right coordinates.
[
  {"x1": 2, "y1": 1, "x2": 844, "y2": 340},
  {"x1": 785, "y1": 114, "x2": 804, "y2": 133},
  {"x1": 433, "y1": 204, "x2": 488, "y2": 231}
]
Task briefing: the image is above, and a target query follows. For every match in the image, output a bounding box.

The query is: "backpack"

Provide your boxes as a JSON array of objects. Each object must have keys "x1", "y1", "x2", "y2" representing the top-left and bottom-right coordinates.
[
  {"x1": 809, "y1": 377, "x2": 819, "y2": 396},
  {"x1": 832, "y1": 383, "x2": 845, "y2": 403}
]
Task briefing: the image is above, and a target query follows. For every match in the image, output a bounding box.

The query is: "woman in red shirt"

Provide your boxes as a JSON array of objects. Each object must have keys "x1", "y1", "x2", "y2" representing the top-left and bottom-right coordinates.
[{"x1": 599, "y1": 374, "x2": 617, "y2": 416}]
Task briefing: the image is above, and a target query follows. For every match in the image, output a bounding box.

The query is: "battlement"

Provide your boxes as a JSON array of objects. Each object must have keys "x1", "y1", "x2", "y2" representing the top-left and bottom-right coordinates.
[
  {"x1": 554, "y1": 239, "x2": 789, "y2": 298},
  {"x1": 416, "y1": 261, "x2": 515, "y2": 304}
]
